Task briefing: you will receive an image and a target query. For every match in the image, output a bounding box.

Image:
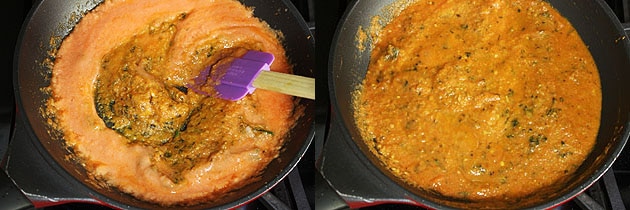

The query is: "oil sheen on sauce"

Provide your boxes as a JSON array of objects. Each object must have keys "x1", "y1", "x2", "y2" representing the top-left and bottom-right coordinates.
[
  {"x1": 49, "y1": 0, "x2": 299, "y2": 206},
  {"x1": 354, "y1": 0, "x2": 601, "y2": 206}
]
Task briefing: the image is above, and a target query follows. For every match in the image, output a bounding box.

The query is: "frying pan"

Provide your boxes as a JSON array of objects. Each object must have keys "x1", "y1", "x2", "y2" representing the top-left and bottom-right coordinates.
[
  {"x1": 11, "y1": 0, "x2": 315, "y2": 209},
  {"x1": 324, "y1": 0, "x2": 630, "y2": 209}
]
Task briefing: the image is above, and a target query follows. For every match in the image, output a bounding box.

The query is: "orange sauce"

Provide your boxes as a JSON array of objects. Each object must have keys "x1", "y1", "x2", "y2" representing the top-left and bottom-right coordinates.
[
  {"x1": 49, "y1": 0, "x2": 298, "y2": 206},
  {"x1": 355, "y1": 0, "x2": 601, "y2": 205}
]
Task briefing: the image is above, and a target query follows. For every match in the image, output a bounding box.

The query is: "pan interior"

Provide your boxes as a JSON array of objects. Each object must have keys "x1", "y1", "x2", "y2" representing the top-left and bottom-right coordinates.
[
  {"x1": 14, "y1": 0, "x2": 314, "y2": 208},
  {"x1": 329, "y1": 0, "x2": 630, "y2": 208}
]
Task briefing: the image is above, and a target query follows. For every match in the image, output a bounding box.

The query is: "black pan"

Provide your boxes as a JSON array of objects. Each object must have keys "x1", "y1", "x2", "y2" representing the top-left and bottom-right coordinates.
[
  {"x1": 11, "y1": 0, "x2": 315, "y2": 209},
  {"x1": 323, "y1": 0, "x2": 630, "y2": 209}
]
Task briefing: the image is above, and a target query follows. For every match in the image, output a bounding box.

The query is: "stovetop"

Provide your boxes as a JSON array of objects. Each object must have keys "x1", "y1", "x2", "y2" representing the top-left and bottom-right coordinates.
[
  {"x1": 313, "y1": 0, "x2": 630, "y2": 209},
  {"x1": 0, "y1": 0, "x2": 315, "y2": 209},
  {"x1": 2, "y1": 0, "x2": 629, "y2": 209}
]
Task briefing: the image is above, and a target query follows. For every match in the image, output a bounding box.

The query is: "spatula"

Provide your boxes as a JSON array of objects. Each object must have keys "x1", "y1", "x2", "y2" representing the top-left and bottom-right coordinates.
[{"x1": 186, "y1": 50, "x2": 315, "y2": 101}]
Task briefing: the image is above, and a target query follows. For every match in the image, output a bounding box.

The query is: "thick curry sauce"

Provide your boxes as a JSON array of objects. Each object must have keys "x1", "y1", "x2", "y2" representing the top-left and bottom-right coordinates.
[
  {"x1": 49, "y1": 0, "x2": 298, "y2": 206},
  {"x1": 355, "y1": 0, "x2": 601, "y2": 204}
]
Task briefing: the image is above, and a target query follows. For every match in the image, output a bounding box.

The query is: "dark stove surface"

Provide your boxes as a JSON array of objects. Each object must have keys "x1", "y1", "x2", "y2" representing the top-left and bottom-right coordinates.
[{"x1": 0, "y1": 0, "x2": 29, "y2": 208}]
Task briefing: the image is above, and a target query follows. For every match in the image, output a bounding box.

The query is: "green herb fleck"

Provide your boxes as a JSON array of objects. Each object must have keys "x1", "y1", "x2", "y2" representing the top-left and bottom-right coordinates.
[{"x1": 254, "y1": 128, "x2": 274, "y2": 135}]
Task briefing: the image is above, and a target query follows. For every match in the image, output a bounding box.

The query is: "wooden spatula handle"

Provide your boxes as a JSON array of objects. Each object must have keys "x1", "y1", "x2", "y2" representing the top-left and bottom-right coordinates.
[{"x1": 252, "y1": 71, "x2": 315, "y2": 100}]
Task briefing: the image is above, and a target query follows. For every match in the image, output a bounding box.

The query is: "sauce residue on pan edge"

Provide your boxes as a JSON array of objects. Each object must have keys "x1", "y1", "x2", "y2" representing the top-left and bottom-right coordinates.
[
  {"x1": 48, "y1": 0, "x2": 301, "y2": 206},
  {"x1": 354, "y1": 0, "x2": 601, "y2": 208}
]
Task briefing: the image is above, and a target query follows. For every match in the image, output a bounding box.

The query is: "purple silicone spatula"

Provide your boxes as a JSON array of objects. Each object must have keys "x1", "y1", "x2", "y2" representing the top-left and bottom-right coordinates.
[{"x1": 186, "y1": 50, "x2": 315, "y2": 101}]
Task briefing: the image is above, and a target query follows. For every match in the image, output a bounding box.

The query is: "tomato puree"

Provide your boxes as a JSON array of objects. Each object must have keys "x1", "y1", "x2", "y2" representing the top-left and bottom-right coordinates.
[
  {"x1": 355, "y1": 0, "x2": 601, "y2": 206},
  {"x1": 49, "y1": 0, "x2": 298, "y2": 206}
]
